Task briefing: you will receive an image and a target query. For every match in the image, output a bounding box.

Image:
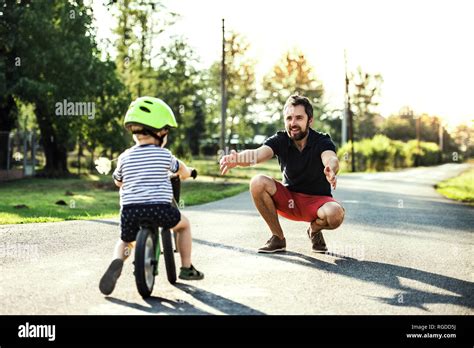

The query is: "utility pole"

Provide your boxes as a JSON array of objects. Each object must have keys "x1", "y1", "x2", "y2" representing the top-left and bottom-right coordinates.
[
  {"x1": 220, "y1": 18, "x2": 227, "y2": 152},
  {"x1": 349, "y1": 105, "x2": 355, "y2": 173},
  {"x1": 414, "y1": 114, "x2": 421, "y2": 166},
  {"x1": 438, "y1": 119, "x2": 444, "y2": 163},
  {"x1": 344, "y1": 50, "x2": 356, "y2": 172},
  {"x1": 342, "y1": 50, "x2": 348, "y2": 145}
]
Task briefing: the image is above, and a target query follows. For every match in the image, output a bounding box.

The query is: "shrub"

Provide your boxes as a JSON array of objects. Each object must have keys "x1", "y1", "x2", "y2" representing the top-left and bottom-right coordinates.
[{"x1": 337, "y1": 136, "x2": 440, "y2": 172}]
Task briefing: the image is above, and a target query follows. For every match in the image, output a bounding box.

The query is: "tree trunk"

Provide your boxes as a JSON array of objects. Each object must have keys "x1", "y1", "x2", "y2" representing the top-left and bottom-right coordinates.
[
  {"x1": 77, "y1": 135, "x2": 82, "y2": 175},
  {"x1": 227, "y1": 115, "x2": 236, "y2": 148},
  {"x1": 89, "y1": 142, "x2": 96, "y2": 174},
  {"x1": 35, "y1": 102, "x2": 69, "y2": 177},
  {"x1": 0, "y1": 95, "x2": 18, "y2": 169},
  {"x1": 0, "y1": 134, "x2": 10, "y2": 170}
]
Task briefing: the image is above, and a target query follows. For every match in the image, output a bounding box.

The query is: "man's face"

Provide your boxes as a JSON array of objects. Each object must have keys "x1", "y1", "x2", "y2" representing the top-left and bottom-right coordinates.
[{"x1": 284, "y1": 104, "x2": 313, "y2": 141}]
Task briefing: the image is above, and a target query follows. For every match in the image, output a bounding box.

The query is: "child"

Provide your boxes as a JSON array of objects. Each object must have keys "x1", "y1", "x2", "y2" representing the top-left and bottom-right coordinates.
[{"x1": 99, "y1": 97, "x2": 204, "y2": 296}]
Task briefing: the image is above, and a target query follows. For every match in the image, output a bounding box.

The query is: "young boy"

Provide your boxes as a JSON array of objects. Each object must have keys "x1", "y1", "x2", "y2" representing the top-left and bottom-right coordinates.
[{"x1": 99, "y1": 97, "x2": 204, "y2": 296}]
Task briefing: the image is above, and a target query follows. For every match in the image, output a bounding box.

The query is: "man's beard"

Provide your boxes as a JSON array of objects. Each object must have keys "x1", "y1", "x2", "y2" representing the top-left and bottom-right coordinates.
[{"x1": 287, "y1": 122, "x2": 309, "y2": 141}]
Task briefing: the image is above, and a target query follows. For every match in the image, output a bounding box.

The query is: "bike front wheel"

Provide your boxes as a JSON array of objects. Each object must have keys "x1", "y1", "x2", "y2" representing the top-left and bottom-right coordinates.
[
  {"x1": 161, "y1": 228, "x2": 177, "y2": 284},
  {"x1": 135, "y1": 227, "x2": 157, "y2": 298}
]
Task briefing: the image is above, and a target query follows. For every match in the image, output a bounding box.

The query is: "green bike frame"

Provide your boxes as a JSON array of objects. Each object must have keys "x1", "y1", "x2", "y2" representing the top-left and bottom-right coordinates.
[{"x1": 154, "y1": 232, "x2": 161, "y2": 276}]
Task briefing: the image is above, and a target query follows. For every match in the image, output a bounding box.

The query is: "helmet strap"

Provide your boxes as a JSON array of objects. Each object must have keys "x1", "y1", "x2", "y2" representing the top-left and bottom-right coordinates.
[{"x1": 132, "y1": 128, "x2": 166, "y2": 146}]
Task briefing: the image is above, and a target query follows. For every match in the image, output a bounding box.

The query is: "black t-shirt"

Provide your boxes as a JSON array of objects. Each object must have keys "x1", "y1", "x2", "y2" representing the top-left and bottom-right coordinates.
[{"x1": 263, "y1": 128, "x2": 336, "y2": 196}]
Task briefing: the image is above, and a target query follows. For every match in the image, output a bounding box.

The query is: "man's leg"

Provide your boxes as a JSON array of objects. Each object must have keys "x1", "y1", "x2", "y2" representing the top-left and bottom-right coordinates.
[
  {"x1": 249, "y1": 175, "x2": 285, "y2": 240},
  {"x1": 310, "y1": 201, "x2": 345, "y2": 233},
  {"x1": 307, "y1": 202, "x2": 344, "y2": 253}
]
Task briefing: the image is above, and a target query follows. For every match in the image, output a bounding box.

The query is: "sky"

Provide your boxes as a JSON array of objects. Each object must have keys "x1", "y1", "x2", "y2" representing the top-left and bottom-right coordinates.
[{"x1": 92, "y1": 0, "x2": 474, "y2": 130}]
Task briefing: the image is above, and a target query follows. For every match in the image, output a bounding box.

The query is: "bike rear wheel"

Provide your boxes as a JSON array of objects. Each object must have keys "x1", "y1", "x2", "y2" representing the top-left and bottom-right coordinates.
[
  {"x1": 135, "y1": 227, "x2": 156, "y2": 298},
  {"x1": 161, "y1": 228, "x2": 177, "y2": 284}
]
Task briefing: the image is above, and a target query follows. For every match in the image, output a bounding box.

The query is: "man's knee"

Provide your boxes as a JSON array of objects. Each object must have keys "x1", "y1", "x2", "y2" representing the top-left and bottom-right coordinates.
[
  {"x1": 249, "y1": 175, "x2": 275, "y2": 195},
  {"x1": 321, "y1": 203, "x2": 345, "y2": 229}
]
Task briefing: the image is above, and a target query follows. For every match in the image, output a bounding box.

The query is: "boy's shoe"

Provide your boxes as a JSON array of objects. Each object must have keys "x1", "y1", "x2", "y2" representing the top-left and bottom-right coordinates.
[
  {"x1": 307, "y1": 228, "x2": 328, "y2": 253},
  {"x1": 258, "y1": 235, "x2": 286, "y2": 253},
  {"x1": 99, "y1": 259, "x2": 124, "y2": 295},
  {"x1": 179, "y1": 264, "x2": 204, "y2": 280}
]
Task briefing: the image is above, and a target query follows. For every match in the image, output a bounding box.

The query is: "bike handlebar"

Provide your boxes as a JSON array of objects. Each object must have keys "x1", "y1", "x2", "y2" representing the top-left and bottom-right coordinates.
[
  {"x1": 169, "y1": 169, "x2": 198, "y2": 181},
  {"x1": 170, "y1": 169, "x2": 197, "y2": 205}
]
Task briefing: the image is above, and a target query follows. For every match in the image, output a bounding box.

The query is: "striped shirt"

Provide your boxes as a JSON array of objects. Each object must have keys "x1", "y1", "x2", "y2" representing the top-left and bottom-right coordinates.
[{"x1": 112, "y1": 144, "x2": 179, "y2": 206}]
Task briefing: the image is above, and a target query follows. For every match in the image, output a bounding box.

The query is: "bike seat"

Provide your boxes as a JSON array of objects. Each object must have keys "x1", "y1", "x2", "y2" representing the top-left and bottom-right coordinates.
[{"x1": 138, "y1": 217, "x2": 158, "y2": 229}]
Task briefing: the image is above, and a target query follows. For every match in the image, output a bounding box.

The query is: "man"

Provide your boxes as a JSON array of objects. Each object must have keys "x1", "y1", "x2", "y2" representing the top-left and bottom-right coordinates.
[{"x1": 220, "y1": 94, "x2": 344, "y2": 253}]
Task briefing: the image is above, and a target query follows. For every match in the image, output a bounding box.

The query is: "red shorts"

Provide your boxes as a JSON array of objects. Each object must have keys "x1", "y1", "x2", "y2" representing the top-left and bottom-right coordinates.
[{"x1": 272, "y1": 180, "x2": 337, "y2": 222}]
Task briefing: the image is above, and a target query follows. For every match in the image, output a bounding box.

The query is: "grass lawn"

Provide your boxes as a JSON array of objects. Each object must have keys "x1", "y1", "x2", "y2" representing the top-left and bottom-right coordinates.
[
  {"x1": 188, "y1": 157, "x2": 282, "y2": 181},
  {"x1": 0, "y1": 157, "x2": 283, "y2": 224},
  {"x1": 0, "y1": 175, "x2": 248, "y2": 225},
  {"x1": 435, "y1": 167, "x2": 474, "y2": 204}
]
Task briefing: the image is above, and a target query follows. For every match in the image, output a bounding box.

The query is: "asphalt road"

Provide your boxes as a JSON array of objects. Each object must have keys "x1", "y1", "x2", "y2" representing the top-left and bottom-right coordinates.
[{"x1": 0, "y1": 163, "x2": 472, "y2": 315}]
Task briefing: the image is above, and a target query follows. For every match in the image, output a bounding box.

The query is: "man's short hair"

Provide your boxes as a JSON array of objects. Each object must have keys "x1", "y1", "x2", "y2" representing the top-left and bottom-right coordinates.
[{"x1": 284, "y1": 94, "x2": 313, "y2": 119}]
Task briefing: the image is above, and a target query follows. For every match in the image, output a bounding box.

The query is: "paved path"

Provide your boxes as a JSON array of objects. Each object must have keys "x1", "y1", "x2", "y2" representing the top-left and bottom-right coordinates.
[{"x1": 0, "y1": 163, "x2": 472, "y2": 314}]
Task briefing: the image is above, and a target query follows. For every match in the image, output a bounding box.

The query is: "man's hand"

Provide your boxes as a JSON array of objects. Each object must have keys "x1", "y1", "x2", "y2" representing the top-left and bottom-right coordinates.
[
  {"x1": 321, "y1": 150, "x2": 339, "y2": 190},
  {"x1": 220, "y1": 150, "x2": 238, "y2": 175},
  {"x1": 324, "y1": 165, "x2": 337, "y2": 190}
]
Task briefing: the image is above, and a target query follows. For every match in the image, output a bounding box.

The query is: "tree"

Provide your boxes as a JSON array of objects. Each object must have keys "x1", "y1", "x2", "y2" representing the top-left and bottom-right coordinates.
[
  {"x1": 151, "y1": 37, "x2": 205, "y2": 156},
  {"x1": 381, "y1": 108, "x2": 459, "y2": 160},
  {"x1": 78, "y1": 60, "x2": 130, "y2": 172},
  {"x1": 112, "y1": 0, "x2": 177, "y2": 98},
  {"x1": 12, "y1": 0, "x2": 126, "y2": 176},
  {"x1": 381, "y1": 107, "x2": 416, "y2": 141},
  {"x1": 0, "y1": 0, "x2": 23, "y2": 169},
  {"x1": 452, "y1": 123, "x2": 473, "y2": 158},
  {"x1": 318, "y1": 108, "x2": 344, "y2": 147},
  {"x1": 186, "y1": 97, "x2": 206, "y2": 155},
  {"x1": 262, "y1": 48, "x2": 325, "y2": 127},
  {"x1": 349, "y1": 66, "x2": 383, "y2": 139},
  {"x1": 208, "y1": 32, "x2": 258, "y2": 146}
]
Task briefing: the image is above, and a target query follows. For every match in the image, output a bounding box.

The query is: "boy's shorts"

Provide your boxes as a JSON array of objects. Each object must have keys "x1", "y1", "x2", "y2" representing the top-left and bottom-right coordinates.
[
  {"x1": 120, "y1": 203, "x2": 181, "y2": 242},
  {"x1": 272, "y1": 180, "x2": 338, "y2": 223}
]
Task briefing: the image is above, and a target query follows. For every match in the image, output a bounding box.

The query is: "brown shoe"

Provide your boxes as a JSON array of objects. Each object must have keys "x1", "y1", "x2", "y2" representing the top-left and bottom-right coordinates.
[
  {"x1": 307, "y1": 228, "x2": 328, "y2": 253},
  {"x1": 258, "y1": 235, "x2": 286, "y2": 253}
]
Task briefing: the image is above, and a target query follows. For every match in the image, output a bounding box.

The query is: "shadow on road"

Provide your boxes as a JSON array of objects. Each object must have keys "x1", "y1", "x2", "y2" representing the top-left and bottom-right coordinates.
[
  {"x1": 89, "y1": 198, "x2": 473, "y2": 313},
  {"x1": 289, "y1": 252, "x2": 474, "y2": 311},
  {"x1": 175, "y1": 283, "x2": 265, "y2": 315},
  {"x1": 104, "y1": 295, "x2": 210, "y2": 315},
  {"x1": 195, "y1": 238, "x2": 474, "y2": 312},
  {"x1": 104, "y1": 284, "x2": 264, "y2": 315}
]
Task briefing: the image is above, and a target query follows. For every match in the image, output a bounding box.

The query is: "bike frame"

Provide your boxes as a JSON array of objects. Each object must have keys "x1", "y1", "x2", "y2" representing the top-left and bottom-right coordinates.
[
  {"x1": 154, "y1": 229, "x2": 161, "y2": 276},
  {"x1": 134, "y1": 170, "x2": 195, "y2": 297}
]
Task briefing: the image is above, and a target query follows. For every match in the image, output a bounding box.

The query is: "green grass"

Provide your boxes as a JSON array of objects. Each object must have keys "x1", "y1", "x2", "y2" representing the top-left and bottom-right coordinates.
[
  {"x1": 188, "y1": 157, "x2": 282, "y2": 181},
  {"x1": 0, "y1": 175, "x2": 247, "y2": 225},
  {"x1": 180, "y1": 180, "x2": 247, "y2": 205},
  {"x1": 0, "y1": 157, "x2": 282, "y2": 225},
  {"x1": 435, "y1": 167, "x2": 474, "y2": 204}
]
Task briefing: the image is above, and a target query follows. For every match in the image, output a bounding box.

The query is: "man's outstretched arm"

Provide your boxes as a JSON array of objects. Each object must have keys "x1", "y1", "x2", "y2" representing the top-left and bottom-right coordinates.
[
  {"x1": 321, "y1": 150, "x2": 339, "y2": 189},
  {"x1": 220, "y1": 145, "x2": 274, "y2": 175}
]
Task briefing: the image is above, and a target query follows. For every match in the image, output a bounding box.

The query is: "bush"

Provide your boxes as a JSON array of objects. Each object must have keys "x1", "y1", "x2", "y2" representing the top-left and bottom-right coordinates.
[
  {"x1": 337, "y1": 136, "x2": 441, "y2": 172},
  {"x1": 391, "y1": 140, "x2": 406, "y2": 169},
  {"x1": 404, "y1": 140, "x2": 441, "y2": 167},
  {"x1": 419, "y1": 142, "x2": 441, "y2": 166},
  {"x1": 368, "y1": 135, "x2": 396, "y2": 171}
]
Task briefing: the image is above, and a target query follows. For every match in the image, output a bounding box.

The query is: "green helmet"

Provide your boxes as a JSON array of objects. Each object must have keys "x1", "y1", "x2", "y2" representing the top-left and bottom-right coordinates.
[{"x1": 124, "y1": 96, "x2": 177, "y2": 131}]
